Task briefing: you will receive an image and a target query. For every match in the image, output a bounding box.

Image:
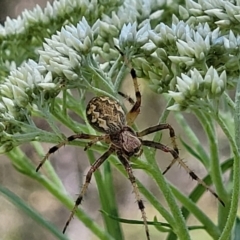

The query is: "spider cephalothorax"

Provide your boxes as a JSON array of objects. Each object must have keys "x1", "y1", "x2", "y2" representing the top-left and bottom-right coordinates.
[{"x1": 36, "y1": 49, "x2": 224, "y2": 240}]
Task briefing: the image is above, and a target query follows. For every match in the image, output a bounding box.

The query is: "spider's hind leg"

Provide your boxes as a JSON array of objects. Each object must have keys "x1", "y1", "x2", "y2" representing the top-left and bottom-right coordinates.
[
  {"x1": 63, "y1": 147, "x2": 115, "y2": 233},
  {"x1": 117, "y1": 151, "x2": 150, "y2": 240},
  {"x1": 141, "y1": 140, "x2": 225, "y2": 207}
]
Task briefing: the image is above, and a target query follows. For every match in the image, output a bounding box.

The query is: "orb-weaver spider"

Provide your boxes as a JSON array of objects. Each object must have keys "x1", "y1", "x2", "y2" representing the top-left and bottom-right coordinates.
[{"x1": 36, "y1": 48, "x2": 224, "y2": 240}]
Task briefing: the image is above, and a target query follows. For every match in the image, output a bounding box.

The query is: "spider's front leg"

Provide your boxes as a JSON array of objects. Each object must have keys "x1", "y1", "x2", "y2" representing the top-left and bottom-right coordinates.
[
  {"x1": 36, "y1": 133, "x2": 105, "y2": 172},
  {"x1": 117, "y1": 151, "x2": 150, "y2": 240},
  {"x1": 137, "y1": 123, "x2": 179, "y2": 154},
  {"x1": 115, "y1": 46, "x2": 141, "y2": 126},
  {"x1": 63, "y1": 147, "x2": 115, "y2": 233}
]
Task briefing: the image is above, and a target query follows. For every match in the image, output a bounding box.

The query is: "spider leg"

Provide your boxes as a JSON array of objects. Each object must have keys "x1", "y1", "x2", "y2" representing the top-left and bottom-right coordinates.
[
  {"x1": 63, "y1": 147, "x2": 115, "y2": 233},
  {"x1": 137, "y1": 124, "x2": 179, "y2": 154},
  {"x1": 115, "y1": 46, "x2": 141, "y2": 126},
  {"x1": 141, "y1": 140, "x2": 225, "y2": 207},
  {"x1": 162, "y1": 158, "x2": 178, "y2": 175},
  {"x1": 117, "y1": 151, "x2": 150, "y2": 240},
  {"x1": 118, "y1": 91, "x2": 135, "y2": 105},
  {"x1": 36, "y1": 133, "x2": 105, "y2": 172},
  {"x1": 126, "y1": 67, "x2": 141, "y2": 126}
]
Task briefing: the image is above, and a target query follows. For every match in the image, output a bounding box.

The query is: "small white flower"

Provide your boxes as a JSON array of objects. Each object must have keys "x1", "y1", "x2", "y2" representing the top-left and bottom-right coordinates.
[
  {"x1": 2, "y1": 97, "x2": 15, "y2": 113},
  {"x1": 168, "y1": 91, "x2": 185, "y2": 103},
  {"x1": 228, "y1": 30, "x2": 238, "y2": 48},
  {"x1": 63, "y1": 70, "x2": 79, "y2": 81},
  {"x1": 149, "y1": 10, "x2": 164, "y2": 20},
  {"x1": 38, "y1": 83, "x2": 56, "y2": 90},
  {"x1": 42, "y1": 71, "x2": 52, "y2": 83},
  {"x1": 167, "y1": 103, "x2": 182, "y2": 111},
  {"x1": 215, "y1": 19, "x2": 231, "y2": 26},
  {"x1": 1, "y1": 85, "x2": 13, "y2": 99},
  {"x1": 176, "y1": 75, "x2": 191, "y2": 93},
  {"x1": 169, "y1": 56, "x2": 194, "y2": 64},
  {"x1": 119, "y1": 21, "x2": 150, "y2": 50},
  {"x1": 205, "y1": 9, "x2": 228, "y2": 20},
  {"x1": 179, "y1": 6, "x2": 189, "y2": 19}
]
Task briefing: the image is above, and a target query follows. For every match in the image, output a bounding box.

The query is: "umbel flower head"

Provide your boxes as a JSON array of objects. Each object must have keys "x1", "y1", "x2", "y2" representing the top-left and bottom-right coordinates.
[{"x1": 168, "y1": 67, "x2": 227, "y2": 111}]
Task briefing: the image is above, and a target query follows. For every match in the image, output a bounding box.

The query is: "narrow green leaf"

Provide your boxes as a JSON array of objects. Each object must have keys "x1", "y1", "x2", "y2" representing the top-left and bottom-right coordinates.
[
  {"x1": 179, "y1": 137, "x2": 202, "y2": 162},
  {"x1": 0, "y1": 186, "x2": 69, "y2": 240}
]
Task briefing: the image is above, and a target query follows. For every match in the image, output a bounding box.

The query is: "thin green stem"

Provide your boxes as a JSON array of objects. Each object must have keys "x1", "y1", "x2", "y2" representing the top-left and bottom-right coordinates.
[
  {"x1": 218, "y1": 85, "x2": 240, "y2": 239},
  {"x1": 194, "y1": 110, "x2": 227, "y2": 200},
  {"x1": 147, "y1": 162, "x2": 190, "y2": 240},
  {"x1": 114, "y1": 62, "x2": 128, "y2": 92},
  {"x1": 174, "y1": 112, "x2": 210, "y2": 167},
  {"x1": 143, "y1": 97, "x2": 174, "y2": 165},
  {"x1": 167, "y1": 158, "x2": 234, "y2": 240},
  {"x1": 153, "y1": 97, "x2": 174, "y2": 143},
  {"x1": 170, "y1": 184, "x2": 221, "y2": 239},
  {"x1": 223, "y1": 92, "x2": 235, "y2": 111}
]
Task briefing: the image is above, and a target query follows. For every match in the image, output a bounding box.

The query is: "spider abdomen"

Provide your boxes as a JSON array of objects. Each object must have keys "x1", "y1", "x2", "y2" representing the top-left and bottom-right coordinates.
[{"x1": 86, "y1": 96, "x2": 126, "y2": 134}]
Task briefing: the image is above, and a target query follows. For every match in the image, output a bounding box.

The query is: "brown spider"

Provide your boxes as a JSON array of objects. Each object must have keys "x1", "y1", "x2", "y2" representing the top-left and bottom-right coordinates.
[{"x1": 36, "y1": 50, "x2": 225, "y2": 240}]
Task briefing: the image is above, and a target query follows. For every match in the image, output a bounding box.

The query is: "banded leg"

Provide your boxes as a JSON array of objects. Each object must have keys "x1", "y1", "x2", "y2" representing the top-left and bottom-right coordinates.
[
  {"x1": 137, "y1": 124, "x2": 178, "y2": 175},
  {"x1": 118, "y1": 91, "x2": 135, "y2": 105},
  {"x1": 117, "y1": 151, "x2": 150, "y2": 240},
  {"x1": 36, "y1": 133, "x2": 105, "y2": 172},
  {"x1": 137, "y1": 124, "x2": 179, "y2": 154},
  {"x1": 115, "y1": 46, "x2": 141, "y2": 125},
  {"x1": 141, "y1": 140, "x2": 225, "y2": 207},
  {"x1": 63, "y1": 147, "x2": 115, "y2": 233}
]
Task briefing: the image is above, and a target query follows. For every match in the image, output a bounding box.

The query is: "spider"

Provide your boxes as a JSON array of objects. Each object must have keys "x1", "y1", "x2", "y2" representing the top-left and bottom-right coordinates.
[{"x1": 36, "y1": 49, "x2": 225, "y2": 240}]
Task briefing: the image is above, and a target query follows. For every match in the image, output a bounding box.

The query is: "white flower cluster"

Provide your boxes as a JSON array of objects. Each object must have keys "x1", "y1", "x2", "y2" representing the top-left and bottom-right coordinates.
[
  {"x1": 0, "y1": 0, "x2": 111, "y2": 37},
  {"x1": 182, "y1": 0, "x2": 240, "y2": 27},
  {"x1": 115, "y1": 21, "x2": 151, "y2": 56},
  {"x1": 168, "y1": 67, "x2": 227, "y2": 111},
  {"x1": 39, "y1": 17, "x2": 99, "y2": 81},
  {"x1": 0, "y1": 60, "x2": 54, "y2": 119},
  {"x1": 0, "y1": 59, "x2": 58, "y2": 152},
  {"x1": 149, "y1": 20, "x2": 216, "y2": 66}
]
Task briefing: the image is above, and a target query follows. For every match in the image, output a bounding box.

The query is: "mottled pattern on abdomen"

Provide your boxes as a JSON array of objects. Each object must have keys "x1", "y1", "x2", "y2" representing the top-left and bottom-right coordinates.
[{"x1": 86, "y1": 96, "x2": 126, "y2": 134}]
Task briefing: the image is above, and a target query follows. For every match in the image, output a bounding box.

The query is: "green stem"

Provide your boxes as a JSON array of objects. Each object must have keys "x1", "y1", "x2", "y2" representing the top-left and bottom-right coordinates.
[
  {"x1": 153, "y1": 97, "x2": 174, "y2": 143},
  {"x1": 174, "y1": 112, "x2": 210, "y2": 167},
  {"x1": 114, "y1": 61, "x2": 128, "y2": 92},
  {"x1": 218, "y1": 84, "x2": 240, "y2": 239},
  {"x1": 170, "y1": 184, "x2": 221, "y2": 239},
  {"x1": 194, "y1": 110, "x2": 227, "y2": 200},
  {"x1": 223, "y1": 92, "x2": 235, "y2": 111},
  {"x1": 146, "y1": 160, "x2": 191, "y2": 240}
]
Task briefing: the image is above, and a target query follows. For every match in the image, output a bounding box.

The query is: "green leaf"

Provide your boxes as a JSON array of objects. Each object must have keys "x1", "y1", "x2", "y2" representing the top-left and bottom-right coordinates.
[{"x1": 0, "y1": 186, "x2": 69, "y2": 240}]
